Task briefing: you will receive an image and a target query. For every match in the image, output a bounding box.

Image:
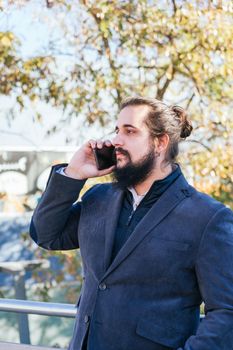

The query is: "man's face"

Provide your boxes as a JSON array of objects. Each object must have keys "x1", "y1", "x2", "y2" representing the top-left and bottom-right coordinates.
[{"x1": 112, "y1": 105, "x2": 157, "y2": 189}]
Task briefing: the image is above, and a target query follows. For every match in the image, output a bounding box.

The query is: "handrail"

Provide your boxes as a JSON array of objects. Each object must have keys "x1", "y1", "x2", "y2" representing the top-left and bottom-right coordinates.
[
  {"x1": 0, "y1": 297, "x2": 205, "y2": 349},
  {"x1": 0, "y1": 342, "x2": 65, "y2": 350},
  {"x1": 0, "y1": 298, "x2": 76, "y2": 317}
]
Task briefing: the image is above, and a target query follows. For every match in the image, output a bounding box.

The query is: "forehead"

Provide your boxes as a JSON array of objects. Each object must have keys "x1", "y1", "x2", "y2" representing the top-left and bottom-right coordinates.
[{"x1": 117, "y1": 105, "x2": 150, "y2": 128}]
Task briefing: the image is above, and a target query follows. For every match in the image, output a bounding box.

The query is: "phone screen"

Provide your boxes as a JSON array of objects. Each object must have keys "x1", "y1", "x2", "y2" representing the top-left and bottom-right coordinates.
[{"x1": 93, "y1": 145, "x2": 116, "y2": 170}]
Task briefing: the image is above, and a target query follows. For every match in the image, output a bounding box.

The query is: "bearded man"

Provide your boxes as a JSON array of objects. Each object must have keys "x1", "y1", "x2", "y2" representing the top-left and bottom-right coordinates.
[{"x1": 30, "y1": 97, "x2": 233, "y2": 350}]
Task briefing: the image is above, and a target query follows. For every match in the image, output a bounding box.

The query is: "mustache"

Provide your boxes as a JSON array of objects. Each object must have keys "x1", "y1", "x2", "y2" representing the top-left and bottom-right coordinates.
[{"x1": 114, "y1": 147, "x2": 129, "y2": 157}]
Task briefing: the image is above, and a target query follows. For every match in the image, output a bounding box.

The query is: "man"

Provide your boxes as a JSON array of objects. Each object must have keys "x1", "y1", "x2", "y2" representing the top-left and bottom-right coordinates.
[{"x1": 30, "y1": 97, "x2": 233, "y2": 350}]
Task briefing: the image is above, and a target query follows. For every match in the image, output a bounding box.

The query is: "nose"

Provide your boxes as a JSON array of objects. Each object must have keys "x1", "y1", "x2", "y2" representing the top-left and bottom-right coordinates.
[{"x1": 112, "y1": 133, "x2": 124, "y2": 147}]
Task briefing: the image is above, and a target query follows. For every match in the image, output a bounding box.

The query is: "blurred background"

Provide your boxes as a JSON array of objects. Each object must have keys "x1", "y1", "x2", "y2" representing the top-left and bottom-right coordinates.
[{"x1": 0, "y1": 0, "x2": 232, "y2": 348}]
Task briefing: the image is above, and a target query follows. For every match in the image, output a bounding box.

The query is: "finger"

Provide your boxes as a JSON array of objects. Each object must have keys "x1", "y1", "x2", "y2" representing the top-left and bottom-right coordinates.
[
  {"x1": 88, "y1": 139, "x2": 97, "y2": 149},
  {"x1": 104, "y1": 140, "x2": 113, "y2": 147},
  {"x1": 96, "y1": 140, "x2": 104, "y2": 149}
]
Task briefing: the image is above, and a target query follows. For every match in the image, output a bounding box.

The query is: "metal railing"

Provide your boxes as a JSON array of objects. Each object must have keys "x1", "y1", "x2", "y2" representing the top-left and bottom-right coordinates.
[
  {"x1": 0, "y1": 259, "x2": 51, "y2": 344},
  {"x1": 0, "y1": 342, "x2": 63, "y2": 350},
  {"x1": 0, "y1": 298, "x2": 76, "y2": 350},
  {"x1": 0, "y1": 298, "x2": 76, "y2": 317},
  {"x1": 0, "y1": 297, "x2": 205, "y2": 350}
]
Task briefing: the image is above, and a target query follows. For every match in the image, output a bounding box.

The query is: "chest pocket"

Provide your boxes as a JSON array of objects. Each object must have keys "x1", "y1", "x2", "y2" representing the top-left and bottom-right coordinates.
[
  {"x1": 135, "y1": 236, "x2": 192, "y2": 280},
  {"x1": 151, "y1": 237, "x2": 190, "y2": 251}
]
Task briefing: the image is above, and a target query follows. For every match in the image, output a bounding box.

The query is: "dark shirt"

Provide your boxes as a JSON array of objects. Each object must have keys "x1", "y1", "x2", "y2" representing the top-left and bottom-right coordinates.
[{"x1": 111, "y1": 165, "x2": 182, "y2": 262}]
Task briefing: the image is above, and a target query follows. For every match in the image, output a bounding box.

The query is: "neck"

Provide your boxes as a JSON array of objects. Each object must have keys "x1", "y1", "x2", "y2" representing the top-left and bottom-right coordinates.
[{"x1": 134, "y1": 163, "x2": 173, "y2": 195}]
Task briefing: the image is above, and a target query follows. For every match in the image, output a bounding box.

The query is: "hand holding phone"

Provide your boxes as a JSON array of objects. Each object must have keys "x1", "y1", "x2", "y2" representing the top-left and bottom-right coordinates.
[{"x1": 65, "y1": 140, "x2": 116, "y2": 179}]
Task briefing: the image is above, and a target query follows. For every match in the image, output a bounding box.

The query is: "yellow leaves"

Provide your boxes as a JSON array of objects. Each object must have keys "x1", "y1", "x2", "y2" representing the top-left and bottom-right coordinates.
[
  {"x1": 96, "y1": 75, "x2": 106, "y2": 89},
  {"x1": 23, "y1": 57, "x2": 50, "y2": 73},
  {"x1": 0, "y1": 30, "x2": 57, "y2": 108},
  {"x1": 100, "y1": 19, "x2": 108, "y2": 36},
  {"x1": 187, "y1": 142, "x2": 233, "y2": 208},
  {"x1": 0, "y1": 32, "x2": 14, "y2": 42},
  {"x1": 30, "y1": 94, "x2": 38, "y2": 102},
  {"x1": 23, "y1": 61, "x2": 32, "y2": 74},
  {"x1": 0, "y1": 36, "x2": 11, "y2": 47},
  {"x1": 16, "y1": 95, "x2": 24, "y2": 108},
  {"x1": 0, "y1": 32, "x2": 16, "y2": 60}
]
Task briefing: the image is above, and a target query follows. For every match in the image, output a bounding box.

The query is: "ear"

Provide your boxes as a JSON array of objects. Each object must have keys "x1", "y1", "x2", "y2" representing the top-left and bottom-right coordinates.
[{"x1": 154, "y1": 134, "x2": 170, "y2": 153}]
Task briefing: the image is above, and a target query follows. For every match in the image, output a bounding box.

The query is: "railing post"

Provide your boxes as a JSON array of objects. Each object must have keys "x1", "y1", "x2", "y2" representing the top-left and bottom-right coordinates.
[
  {"x1": 0, "y1": 260, "x2": 50, "y2": 345},
  {"x1": 14, "y1": 271, "x2": 31, "y2": 344}
]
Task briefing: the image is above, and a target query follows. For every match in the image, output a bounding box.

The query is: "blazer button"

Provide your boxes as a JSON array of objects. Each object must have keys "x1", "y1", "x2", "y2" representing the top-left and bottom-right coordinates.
[
  {"x1": 84, "y1": 315, "x2": 90, "y2": 323},
  {"x1": 99, "y1": 283, "x2": 107, "y2": 290}
]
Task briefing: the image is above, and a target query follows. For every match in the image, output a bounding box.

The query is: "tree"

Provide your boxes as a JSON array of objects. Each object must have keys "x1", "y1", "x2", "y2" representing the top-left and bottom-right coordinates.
[
  {"x1": 0, "y1": 31, "x2": 54, "y2": 108},
  {"x1": 0, "y1": 0, "x2": 232, "y2": 304}
]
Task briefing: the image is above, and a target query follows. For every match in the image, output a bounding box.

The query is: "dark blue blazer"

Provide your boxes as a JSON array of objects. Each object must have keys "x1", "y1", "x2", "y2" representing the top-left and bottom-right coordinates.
[{"x1": 30, "y1": 165, "x2": 233, "y2": 350}]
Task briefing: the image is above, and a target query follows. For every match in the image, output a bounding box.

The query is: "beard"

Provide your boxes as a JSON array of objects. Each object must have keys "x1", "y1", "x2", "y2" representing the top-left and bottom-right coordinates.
[{"x1": 112, "y1": 143, "x2": 156, "y2": 190}]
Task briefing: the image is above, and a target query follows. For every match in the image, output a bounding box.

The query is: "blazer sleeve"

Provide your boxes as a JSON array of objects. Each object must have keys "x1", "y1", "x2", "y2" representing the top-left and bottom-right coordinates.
[
  {"x1": 178, "y1": 206, "x2": 233, "y2": 350},
  {"x1": 29, "y1": 164, "x2": 87, "y2": 250}
]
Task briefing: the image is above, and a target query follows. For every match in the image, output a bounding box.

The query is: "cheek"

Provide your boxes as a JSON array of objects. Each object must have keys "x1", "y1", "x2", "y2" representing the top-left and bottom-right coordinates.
[
  {"x1": 130, "y1": 140, "x2": 151, "y2": 160},
  {"x1": 129, "y1": 151, "x2": 142, "y2": 164}
]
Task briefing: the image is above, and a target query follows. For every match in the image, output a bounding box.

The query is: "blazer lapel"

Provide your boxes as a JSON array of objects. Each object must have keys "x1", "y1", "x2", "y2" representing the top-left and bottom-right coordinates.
[
  {"x1": 103, "y1": 186, "x2": 124, "y2": 271},
  {"x1": 102, "y1": 174, "x2": 193, "y2": 280}
]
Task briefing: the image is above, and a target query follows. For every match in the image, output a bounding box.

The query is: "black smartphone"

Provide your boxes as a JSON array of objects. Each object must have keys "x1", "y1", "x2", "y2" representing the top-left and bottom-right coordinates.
[{"x1": 93, "y1": 145, "x2": 116, "y2": 170}]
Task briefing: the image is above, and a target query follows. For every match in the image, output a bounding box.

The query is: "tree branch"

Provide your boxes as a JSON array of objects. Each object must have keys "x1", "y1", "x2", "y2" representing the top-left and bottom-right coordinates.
[
  {"x1": 86, "y1": 5, "x2": 122, "y2": 106},
  {"x1": 171, "y1": 0, "x2": 177, "y2": 14},
  {"x1": 183, "y1": 139, "x2": 212, "y2": 152},
  {"x1": 176, "y1": 65, "x2": 201, "y2": 96},
  {"x1": 156, "y1": 65, "x2": 175, "y2": 100},
  {"x1": 185, "y1": 92, "x2": 195, "y2": 110}
]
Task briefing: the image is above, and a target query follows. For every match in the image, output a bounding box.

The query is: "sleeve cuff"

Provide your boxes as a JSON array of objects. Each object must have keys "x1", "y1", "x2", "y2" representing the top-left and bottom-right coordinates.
[{"x1": 56, "y1": 166, "x2": 69, "y2": 177}]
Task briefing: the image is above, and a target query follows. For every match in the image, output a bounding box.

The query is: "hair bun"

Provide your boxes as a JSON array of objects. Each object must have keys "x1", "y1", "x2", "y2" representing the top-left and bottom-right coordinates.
[{"x1": 171, "y1": 105, "x2": 193, "y2": 139}]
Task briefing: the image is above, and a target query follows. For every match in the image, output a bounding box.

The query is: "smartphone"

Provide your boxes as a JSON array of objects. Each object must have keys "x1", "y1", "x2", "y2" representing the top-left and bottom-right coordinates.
[{"x1": 93, "y1": 145, "x2": 116, "y2": 170}]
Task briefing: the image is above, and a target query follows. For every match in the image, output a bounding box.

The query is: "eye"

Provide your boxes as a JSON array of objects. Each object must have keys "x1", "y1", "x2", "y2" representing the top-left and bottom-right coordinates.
[{"x1": 126, "y1": 129, "x2": 134, "y2": 134}]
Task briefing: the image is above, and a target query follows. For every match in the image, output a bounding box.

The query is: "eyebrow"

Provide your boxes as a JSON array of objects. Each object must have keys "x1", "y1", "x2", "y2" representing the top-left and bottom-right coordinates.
[{"x1": 115, "y1": 124, "x2": 139, "y2": 131}]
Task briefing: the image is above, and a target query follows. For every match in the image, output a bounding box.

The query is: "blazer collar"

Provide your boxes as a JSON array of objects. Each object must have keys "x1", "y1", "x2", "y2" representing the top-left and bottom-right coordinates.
[{"x1": 102, "y1": 172, "x2": 193, "y2": 279}]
